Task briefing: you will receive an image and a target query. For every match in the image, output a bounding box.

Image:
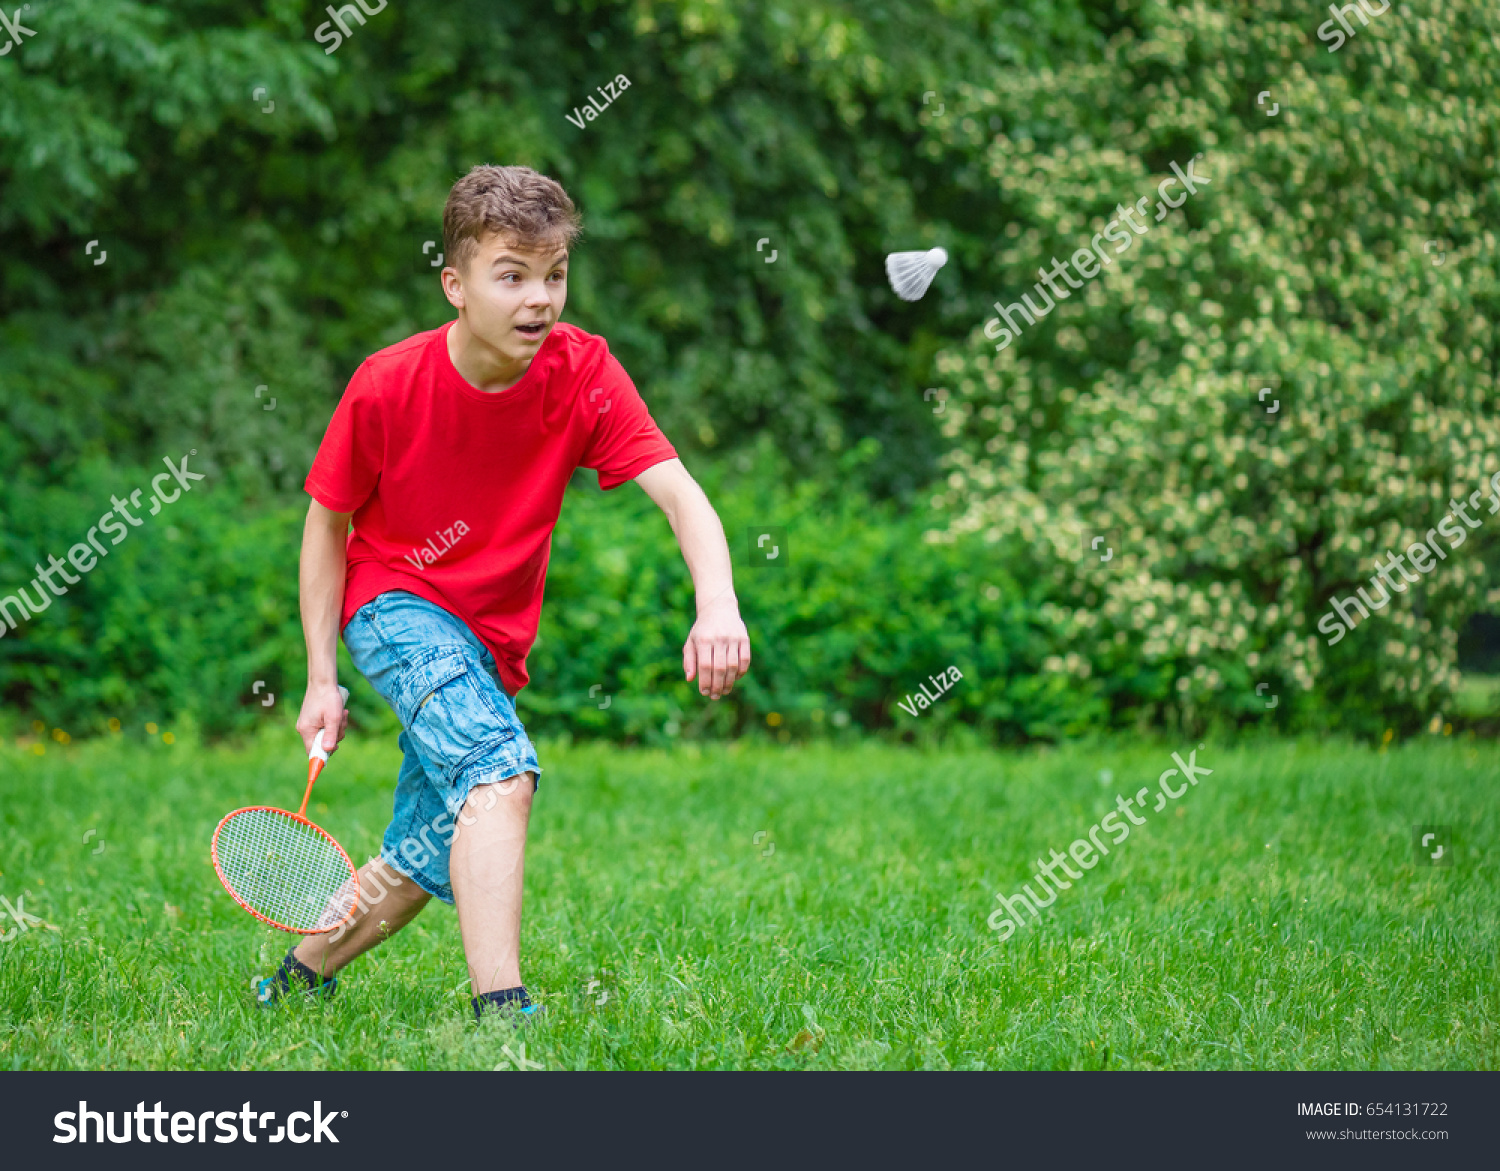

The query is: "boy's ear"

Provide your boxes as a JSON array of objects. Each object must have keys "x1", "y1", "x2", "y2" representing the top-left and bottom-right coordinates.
[{"x1": 441, "y1": 266, "x2": 466, "y2": 310}]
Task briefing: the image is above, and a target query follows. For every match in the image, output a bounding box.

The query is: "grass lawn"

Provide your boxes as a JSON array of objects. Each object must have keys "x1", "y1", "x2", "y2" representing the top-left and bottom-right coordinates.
[
  {"x1": 0, "y1": 730, "x2": 1495, "y2": 1070},
  {"x1": 1454, "y1": 673, "x2": 1500, "y2": 720}
]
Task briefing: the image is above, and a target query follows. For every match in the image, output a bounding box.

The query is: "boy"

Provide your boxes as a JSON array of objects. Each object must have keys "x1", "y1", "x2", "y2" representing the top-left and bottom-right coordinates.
[{"x1": 257, "y1": 164, "x2": 751, "y2": 1021}]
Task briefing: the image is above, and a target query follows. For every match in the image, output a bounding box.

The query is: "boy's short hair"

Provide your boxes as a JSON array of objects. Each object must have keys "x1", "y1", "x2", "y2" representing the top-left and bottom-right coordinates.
[{"x1": 442, "y1": 165, "x2": 582, "y2": 275}]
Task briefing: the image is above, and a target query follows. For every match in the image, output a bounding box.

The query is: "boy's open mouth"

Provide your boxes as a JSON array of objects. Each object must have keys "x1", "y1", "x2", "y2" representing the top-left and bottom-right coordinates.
[{"x1": 515, "y1": 321, "x2": 548, "y2": 340}]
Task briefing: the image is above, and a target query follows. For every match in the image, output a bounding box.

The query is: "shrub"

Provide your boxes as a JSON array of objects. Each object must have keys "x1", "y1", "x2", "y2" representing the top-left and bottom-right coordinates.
[
  {"x1": 0, "y1": 442, "x2": 1089, "y2": 744},
  {"x1": 926, "y1": 0, "x2": 1500, "y2": 737}
]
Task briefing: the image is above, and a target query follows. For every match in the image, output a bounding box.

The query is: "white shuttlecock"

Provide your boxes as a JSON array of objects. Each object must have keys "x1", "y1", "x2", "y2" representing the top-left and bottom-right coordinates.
[{"x1": 885, "y1": 246, "x2": 948, "y2": 301}]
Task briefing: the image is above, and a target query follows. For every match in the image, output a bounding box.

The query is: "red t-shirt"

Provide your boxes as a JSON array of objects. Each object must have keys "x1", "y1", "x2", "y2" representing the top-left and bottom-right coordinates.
[{"x1": 305, "y1": 319, "x2": 677, "y2": 695}]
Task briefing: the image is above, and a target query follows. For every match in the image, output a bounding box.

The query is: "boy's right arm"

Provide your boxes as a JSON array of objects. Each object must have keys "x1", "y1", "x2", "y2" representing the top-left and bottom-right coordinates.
[{"x1": 297, "y1": 498, "x2": 354, "y2": 757}]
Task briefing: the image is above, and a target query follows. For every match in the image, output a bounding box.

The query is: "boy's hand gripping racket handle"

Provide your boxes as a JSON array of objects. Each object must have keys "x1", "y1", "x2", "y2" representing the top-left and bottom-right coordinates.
[{"x1": 298, "y1": 684, "x2": 350, "y2": 818}]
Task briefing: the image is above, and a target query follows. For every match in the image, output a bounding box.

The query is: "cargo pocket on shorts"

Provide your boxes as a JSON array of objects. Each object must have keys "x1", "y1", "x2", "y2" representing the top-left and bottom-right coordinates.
[{"x1": 393, "y1": 648, "x2": 517, "y2": 787}]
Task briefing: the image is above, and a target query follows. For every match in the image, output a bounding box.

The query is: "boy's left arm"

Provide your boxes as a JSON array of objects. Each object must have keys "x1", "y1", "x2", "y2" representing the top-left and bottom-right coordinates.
[{"x1": 634, "y1": 458, "x2": 751, "y2": 700}]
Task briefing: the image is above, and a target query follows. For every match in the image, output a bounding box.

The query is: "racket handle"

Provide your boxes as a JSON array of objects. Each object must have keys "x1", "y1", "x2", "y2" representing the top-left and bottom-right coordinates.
[
  {"x1": 309, "y1": 685, "x2": 352, "y2": 765},
  {"x1": 300, "y1": 685, "x2": 350, "y2": 818}
]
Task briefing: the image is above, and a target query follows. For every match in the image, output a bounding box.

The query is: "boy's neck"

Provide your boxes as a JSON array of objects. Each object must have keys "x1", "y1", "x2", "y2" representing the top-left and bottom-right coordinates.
[{"x1": 447, "y1": 316, "x2": 531, "y2": 394}]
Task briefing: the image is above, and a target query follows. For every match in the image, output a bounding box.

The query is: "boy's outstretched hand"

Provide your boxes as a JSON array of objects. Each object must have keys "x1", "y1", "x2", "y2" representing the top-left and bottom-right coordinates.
[{"x1": 685, "y1": 592, "x2": 751, "y2": 700}]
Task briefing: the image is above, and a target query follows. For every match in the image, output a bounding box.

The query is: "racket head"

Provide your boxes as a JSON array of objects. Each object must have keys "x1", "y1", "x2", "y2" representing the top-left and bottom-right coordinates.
[{"x1": 211, "y1": 806, "x2": 360, "y2": 934}]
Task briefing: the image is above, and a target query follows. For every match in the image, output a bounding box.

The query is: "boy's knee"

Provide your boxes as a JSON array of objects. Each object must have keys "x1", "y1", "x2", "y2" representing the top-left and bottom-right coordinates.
[{"x1": 373, "y1": 855, "x2": 433, "y2": 897}]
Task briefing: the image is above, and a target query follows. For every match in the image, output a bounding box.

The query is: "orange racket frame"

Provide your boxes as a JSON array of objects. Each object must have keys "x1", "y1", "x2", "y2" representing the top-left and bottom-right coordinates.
[{"x1": 210, "y1": 686, "x2": 361, "y2": 934}]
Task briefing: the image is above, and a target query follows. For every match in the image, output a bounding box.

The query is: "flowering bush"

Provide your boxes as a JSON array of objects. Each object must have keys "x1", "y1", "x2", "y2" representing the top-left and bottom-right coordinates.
[{"x1": 925, "y1": 0, "x2": 1500, "y2": 734}]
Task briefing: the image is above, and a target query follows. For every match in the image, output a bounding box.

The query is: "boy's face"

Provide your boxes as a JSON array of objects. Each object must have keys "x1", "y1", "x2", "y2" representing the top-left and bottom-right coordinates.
[{"x1": 444, "y1": 231, "x2": 568, "y2": 364}]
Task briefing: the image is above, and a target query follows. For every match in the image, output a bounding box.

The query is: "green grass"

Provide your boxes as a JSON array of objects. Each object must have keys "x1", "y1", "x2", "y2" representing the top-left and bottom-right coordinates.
[
  {"x1": 0, "y1": 730, "x2": 1496, "y2": 1070},
  {"x1": 1453, "y1": 673, "x2": 1500, "y2": 719}
]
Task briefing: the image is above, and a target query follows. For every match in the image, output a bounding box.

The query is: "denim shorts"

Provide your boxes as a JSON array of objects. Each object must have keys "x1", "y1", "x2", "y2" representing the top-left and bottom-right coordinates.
[{"x1": 342, "y1": 591, "x2": 542, "y2": 905}]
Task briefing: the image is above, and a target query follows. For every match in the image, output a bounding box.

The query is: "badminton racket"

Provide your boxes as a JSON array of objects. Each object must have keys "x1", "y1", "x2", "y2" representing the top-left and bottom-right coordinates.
[{"x1": 211, "y1": 685, "x2": 360, "y2": 933}]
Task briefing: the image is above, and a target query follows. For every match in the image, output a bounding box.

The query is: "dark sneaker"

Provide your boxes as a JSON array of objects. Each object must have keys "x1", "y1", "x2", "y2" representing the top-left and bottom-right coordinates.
[
  {"x1": 472, "y1": 987, "x2": 543, "y2": 1024},
  {"x1": 254, "y1": 972, "x2": 338, "y2": 1006},
  {"x1": 255, "y1": 948, "x2": 338, "y2": 1007}
]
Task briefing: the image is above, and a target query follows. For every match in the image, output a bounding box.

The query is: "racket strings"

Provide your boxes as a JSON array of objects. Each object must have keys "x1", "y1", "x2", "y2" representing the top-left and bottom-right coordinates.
[{"x1": 215, "y1": 809, "x2": 358, "y2": 932}]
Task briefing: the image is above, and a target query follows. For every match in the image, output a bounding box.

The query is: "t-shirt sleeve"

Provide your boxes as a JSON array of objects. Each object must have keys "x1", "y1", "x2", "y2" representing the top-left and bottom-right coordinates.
[
  {"x1": 304, "y1": 362, "x2": 385, "y2": 513},
  {"x1": 579, "y1": 351, "x2": 678, "y2": 490}
]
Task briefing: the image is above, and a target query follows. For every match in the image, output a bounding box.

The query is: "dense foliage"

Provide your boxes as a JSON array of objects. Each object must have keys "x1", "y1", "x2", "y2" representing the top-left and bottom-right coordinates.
[
  {"x1": 0, "y1": 441, "x2": 1105, "y2": 742},
  {"x1": 0, "y1": 0, "x2": 1096, "y2": 499},
  {"x1": 929, "y1": 0, "x2": 1500, "y2": 736},
  {"x1": 2, "y1": 1, "x2": 1498, "y2": 740}
]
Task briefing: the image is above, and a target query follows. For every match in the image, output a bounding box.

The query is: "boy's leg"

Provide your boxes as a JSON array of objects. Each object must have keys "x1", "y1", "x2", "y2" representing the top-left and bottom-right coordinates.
[
  {"x1": 283, "y1": 725, "x2": 445, "y2": 982},
  {"x1": 339, "y1": 591, "x2": 545, "y2": 1005},
  {"x1": 292, "y1": 855, "x2": 431, "y2": 978},
  {"x1": 449, "y1": 771, "x2": 535, "y2": 995}
]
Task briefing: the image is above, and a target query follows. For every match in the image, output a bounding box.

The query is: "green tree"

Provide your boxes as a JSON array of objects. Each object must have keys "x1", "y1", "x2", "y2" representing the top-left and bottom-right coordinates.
[{"x1": 1, "y1": 0, "x2": 1099, "y2": 500}]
